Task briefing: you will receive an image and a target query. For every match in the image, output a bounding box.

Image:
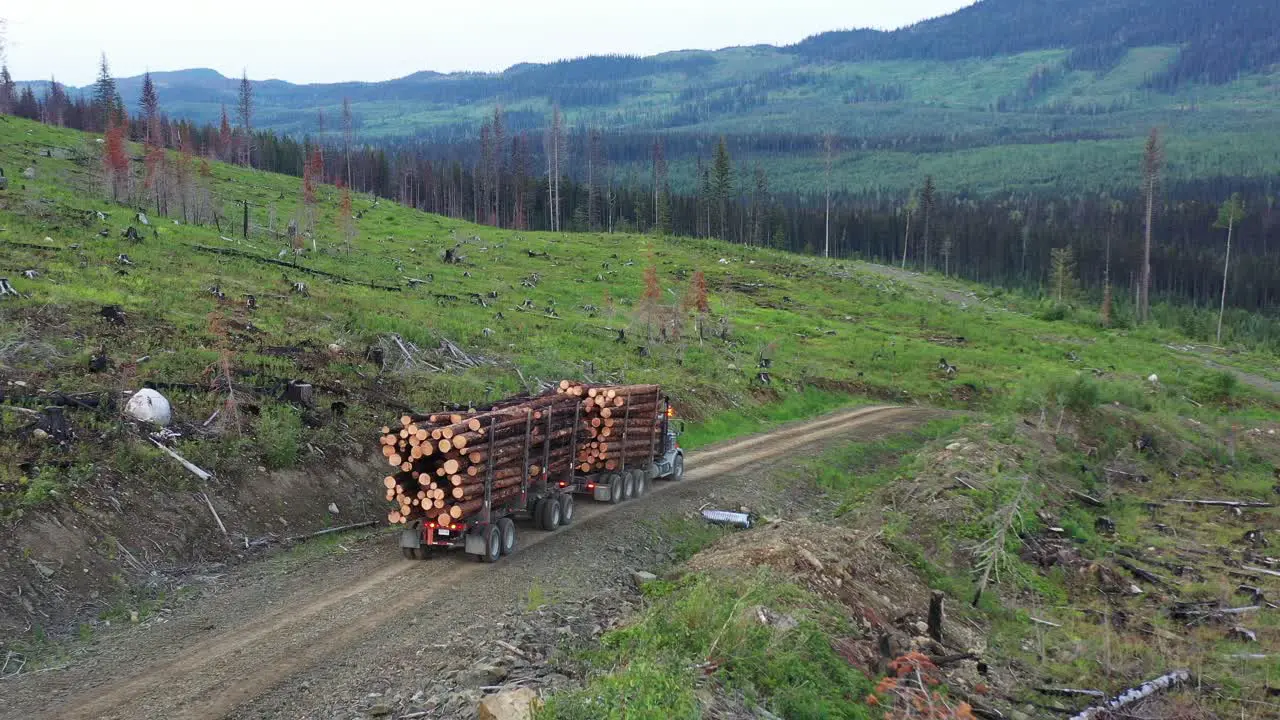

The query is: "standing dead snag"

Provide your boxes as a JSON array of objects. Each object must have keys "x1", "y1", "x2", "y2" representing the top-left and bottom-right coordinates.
[
  {"x1": 1139, "y1": 128, "x2": 1162, "y2": 323},
  {"x1": 636, "y1": 264, "x2": 662, "y2": 342},
  {"x1": 683, "y1": 270, "x2": 711, "y2": 341},
  {"x1": 338, "y1": 183, "x2": 357, "y2": 255},
  {"x1": 1214, "y1": 193, "x2": 1245, "y2": 344}
]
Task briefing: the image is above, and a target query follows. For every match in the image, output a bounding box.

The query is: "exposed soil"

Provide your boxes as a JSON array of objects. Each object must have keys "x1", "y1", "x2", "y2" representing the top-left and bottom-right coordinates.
[
  {"x1": 1, "y1": 405, "x2": 937, "y2": 720},
  {"x1": 0, "y1": 454, "x2": 386, "y2": 645}
]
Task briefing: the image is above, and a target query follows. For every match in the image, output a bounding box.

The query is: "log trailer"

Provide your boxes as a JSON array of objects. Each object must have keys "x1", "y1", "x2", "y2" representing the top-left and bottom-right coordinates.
[{"x1": 383, "y1": 383, "x2": 684, "y2": 563}]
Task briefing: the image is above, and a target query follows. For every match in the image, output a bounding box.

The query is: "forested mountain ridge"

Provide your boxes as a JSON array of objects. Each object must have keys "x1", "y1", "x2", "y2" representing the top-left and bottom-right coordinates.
[
  {"x1": 17, "y1": 0, "x2": 1280, "y2": 197},
  {"x1": 793, "y1": 0, "x2": 1280, "y2": 86}
]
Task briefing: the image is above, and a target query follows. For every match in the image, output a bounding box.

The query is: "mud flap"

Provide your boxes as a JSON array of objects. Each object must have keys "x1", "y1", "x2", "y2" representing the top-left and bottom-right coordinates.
[
  {"x1": 593, "y1": 485, "x2": 614, "y2": 502},
  {"x1": 464, "y1": 527, "x2": 488, "y2": 556},
  {"x1": 399, "y1": 523, "x2": 423, "y2": 549}
]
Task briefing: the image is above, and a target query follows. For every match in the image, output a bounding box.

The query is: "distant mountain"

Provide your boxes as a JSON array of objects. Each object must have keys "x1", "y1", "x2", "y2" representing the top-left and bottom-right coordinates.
[
  {"x1": 17, "y1": 0, "x2": 1280, "y2": 195},
  {"x1": 790, "y1": 0, "x2": 1280, "y2": 85}
]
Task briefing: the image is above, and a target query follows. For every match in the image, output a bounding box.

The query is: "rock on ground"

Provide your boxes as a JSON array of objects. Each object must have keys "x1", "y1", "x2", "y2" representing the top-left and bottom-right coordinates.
[{"x1": 477, "y1": 688, "x2": 540, "y2": 720}]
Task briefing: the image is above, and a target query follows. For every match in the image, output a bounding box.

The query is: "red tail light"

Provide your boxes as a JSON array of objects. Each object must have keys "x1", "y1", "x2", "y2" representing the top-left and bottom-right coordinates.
[{"x1": 587, "y1": 483, "x2": 596, "y2": 490}]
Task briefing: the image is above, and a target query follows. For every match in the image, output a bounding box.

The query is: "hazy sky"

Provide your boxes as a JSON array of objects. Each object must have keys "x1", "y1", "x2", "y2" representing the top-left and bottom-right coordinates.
[{"x1": 4, "y1": 1, "x2": 972, "y2": 85}]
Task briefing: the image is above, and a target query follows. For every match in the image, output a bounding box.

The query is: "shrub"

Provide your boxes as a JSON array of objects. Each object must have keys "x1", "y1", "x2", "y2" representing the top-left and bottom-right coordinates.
[
  {"x1": 1038, "y1": 304, "x2": 1068, "y2": 322},
  {"x1": 257, "y1": 404, "x2": 303, "y2": 469},
  {"x1": 1051, "y1": 374, "x2": 1100, "y2": 415}
]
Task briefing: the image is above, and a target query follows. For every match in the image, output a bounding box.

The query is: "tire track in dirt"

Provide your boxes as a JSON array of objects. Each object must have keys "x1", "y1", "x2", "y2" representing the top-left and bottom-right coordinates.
[{"x1": 20, "y1": 405, "x2": 917, "y2": 720}]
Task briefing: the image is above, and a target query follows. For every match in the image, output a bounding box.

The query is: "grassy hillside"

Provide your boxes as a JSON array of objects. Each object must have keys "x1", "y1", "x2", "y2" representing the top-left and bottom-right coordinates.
[
  {"x1": 0, "y1": 112, "x2": 1274, "y2": 497},
  {"x1": 1, "y1": 115, "x2": 1263, "y2": 493},
  {"x1": 3, "y1": 117, "x2": 1280, "y2": 717}
]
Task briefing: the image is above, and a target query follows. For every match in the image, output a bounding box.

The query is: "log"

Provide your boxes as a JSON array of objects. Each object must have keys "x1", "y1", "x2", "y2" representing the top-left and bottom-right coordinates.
[
  {"x1": 1069, "y1": 489, "x2": 1105, "y2": 507},
  {"x1": 152, "y1": 439, "x2": 215, "y2": 481},
  {"x1": 1170, "y1": 499, "x2": 1273, "y2": 509},
  {"x1": 1067, "y1": 670, "x2": 1190, "y2": 720}
]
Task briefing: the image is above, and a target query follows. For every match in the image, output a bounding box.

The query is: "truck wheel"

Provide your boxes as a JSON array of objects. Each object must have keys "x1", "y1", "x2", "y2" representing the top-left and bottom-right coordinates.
[
  {"x1": 632, "y1": 469, "x2": 649, "y2": 497},
  {"x1": 480, "y1": 524, "x2": 502, "y2": 563},
  {"x1": 607, "y1": 473, "x2": 625, "y2": 504},
  {"x1": 401, "y1": 547, "x2": 417, "y2": 560},
  {"x1": 538, "y1": 497, "x2": 562, "y2": 530},
  {"x1": 622, "y1": 471, "x2": 637, "y2": 500},
  {"x1": 668, "y1": 454, "x2": 685, "y2": 481},
  {"x1": 497, "y1": 517, "x2": 517, "y2": 555},
  {"x1": 560, "y1": 494, "x2": 575, "y2": 525}
]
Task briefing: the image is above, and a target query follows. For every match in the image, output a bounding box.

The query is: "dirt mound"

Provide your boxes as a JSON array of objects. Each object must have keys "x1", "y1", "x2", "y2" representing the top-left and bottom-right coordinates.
[{"x1": 685, "y1": 519, "x2": 984, "y2": 678}]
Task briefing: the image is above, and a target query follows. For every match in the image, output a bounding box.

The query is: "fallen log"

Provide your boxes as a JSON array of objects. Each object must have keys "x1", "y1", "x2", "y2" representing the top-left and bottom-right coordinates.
[
  {"x1": 1170, "y1": 499, "x2": 1274, "y2": 509},
  {"x1": 1067, "y1": 669, "x2": 1191, "y2": 720},
  {"x1": 285, "y1": 520, "x2": 378, "y2": 543},
  {"x1": 191, "y1": 244, "x2": 403, "y2": 291}
]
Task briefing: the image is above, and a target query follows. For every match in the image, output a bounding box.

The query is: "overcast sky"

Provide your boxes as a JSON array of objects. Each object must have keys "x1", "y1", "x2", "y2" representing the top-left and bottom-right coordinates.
[{"x1": 4, "y1": 1, "x2": 972, "y2": 86}]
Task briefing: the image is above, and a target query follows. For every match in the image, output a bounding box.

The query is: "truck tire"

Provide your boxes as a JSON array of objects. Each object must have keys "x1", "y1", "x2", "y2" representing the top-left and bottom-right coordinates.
[
  {"x1": 402, "y1": 547, "x2": 418, "y2": 560},
  {"x1": 560, "y1": 494, "x2": 575, "y2": 525},
  {"x1": 621, "y1": 471, "x2": 636, "y2": 501},
  {"x1": 480, "y1": 524, "x2": 502, "y2": 563},
  {"x1": 607, "y1": 473, "x2": 625, "y2": 504},
  {"x1": 631, "y1": 469, "x2": 648, "y2": 497},
  {"x1": 668, "y1": 453, "x2": 685, "y2": 481},
  {"x1": 538, "y1": 497, "x2": 562, "y2": 530},
  {"x1": 497, "y1": 517, "x2": 517, "y2": 555}
]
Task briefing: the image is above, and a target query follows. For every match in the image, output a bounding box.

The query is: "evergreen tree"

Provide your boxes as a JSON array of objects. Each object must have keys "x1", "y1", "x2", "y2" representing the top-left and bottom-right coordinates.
[
  {"x1": 751, "y1": 166, "x2": 770, "y2": 246},
  {"x1": 218, "y1": 105, "x2": 232, "y2": 162},
  {"x1": 1050, "y1": 246, "x2": 1078, "y2": 304},
  {"x1": 652, "y1": 139, "x2": 670, "y2": 234},
  {"x1": 93, "y1": 53, "x2": 117, "y2": 131},
  {"x1": 139, "y1": 71, "x2": 160, "y2": 143},
  {"x1": 920, "y1": 176, "x2": 936, "y2": 271},
  {"x1": 711, "y1": 137, "x2": 733, "y2": 240},
  {"x1": 237, "y1": 72, "x2": 254, "y2": 167}
]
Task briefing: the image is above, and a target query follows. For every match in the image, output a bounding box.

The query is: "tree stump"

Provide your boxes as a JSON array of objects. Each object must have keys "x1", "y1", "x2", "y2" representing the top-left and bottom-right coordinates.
[
  {"x1": 283, "y1": 380, "x2": 315, "y2": 406},
  {"x1": 38, "y1": 406, "x2": 72, "y2": 442},
  {"x1": 99, "y1": 305, "x2": 127, "y2": 325},
  {"x1": 928, "y1": 591, "x2": 945, "y2": 642}
]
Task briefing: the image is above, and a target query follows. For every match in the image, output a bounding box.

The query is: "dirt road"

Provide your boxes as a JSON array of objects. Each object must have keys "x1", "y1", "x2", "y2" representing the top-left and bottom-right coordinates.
[{"x1": 4, "y1": 405, "x2": 934, "y2": 720}]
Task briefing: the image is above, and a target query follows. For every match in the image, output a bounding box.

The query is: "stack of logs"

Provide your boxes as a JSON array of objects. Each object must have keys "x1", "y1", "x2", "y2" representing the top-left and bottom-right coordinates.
[
  {"x1": 378, "y1": 383, "x2": 662, "y2": 527},
  {"x1": 556, "y1": 381, "x2": 662, "y2": 474}
]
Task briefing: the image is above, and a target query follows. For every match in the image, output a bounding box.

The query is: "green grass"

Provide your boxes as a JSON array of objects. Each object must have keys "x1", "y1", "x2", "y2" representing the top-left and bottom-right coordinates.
[
  {"x1": 2, "y1": 114, "x2": 1276, "y2": 516},
  {"x1": 677, "y1": 387, "x2": 866, "y2": 450},
  {"x1": 538, "y1": 570, "x2": 876, "y2": 720}
]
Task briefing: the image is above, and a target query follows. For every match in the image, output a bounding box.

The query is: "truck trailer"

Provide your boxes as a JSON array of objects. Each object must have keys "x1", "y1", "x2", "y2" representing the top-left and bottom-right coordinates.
[{"x1": 378, "y1": 383, "x2": 683, "y2": 563}]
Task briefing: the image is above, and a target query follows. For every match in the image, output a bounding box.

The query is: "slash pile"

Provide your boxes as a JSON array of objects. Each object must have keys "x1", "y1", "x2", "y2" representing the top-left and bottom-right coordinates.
[{"x1": 378, "y1": 383, "x2": 663, "y2": 527}]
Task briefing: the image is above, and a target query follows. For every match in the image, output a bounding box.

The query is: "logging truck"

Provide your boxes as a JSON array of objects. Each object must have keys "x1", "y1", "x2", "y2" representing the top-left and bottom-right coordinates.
[{"x1": 382, "y1": 382, "x2": 684, "y2": 563}]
